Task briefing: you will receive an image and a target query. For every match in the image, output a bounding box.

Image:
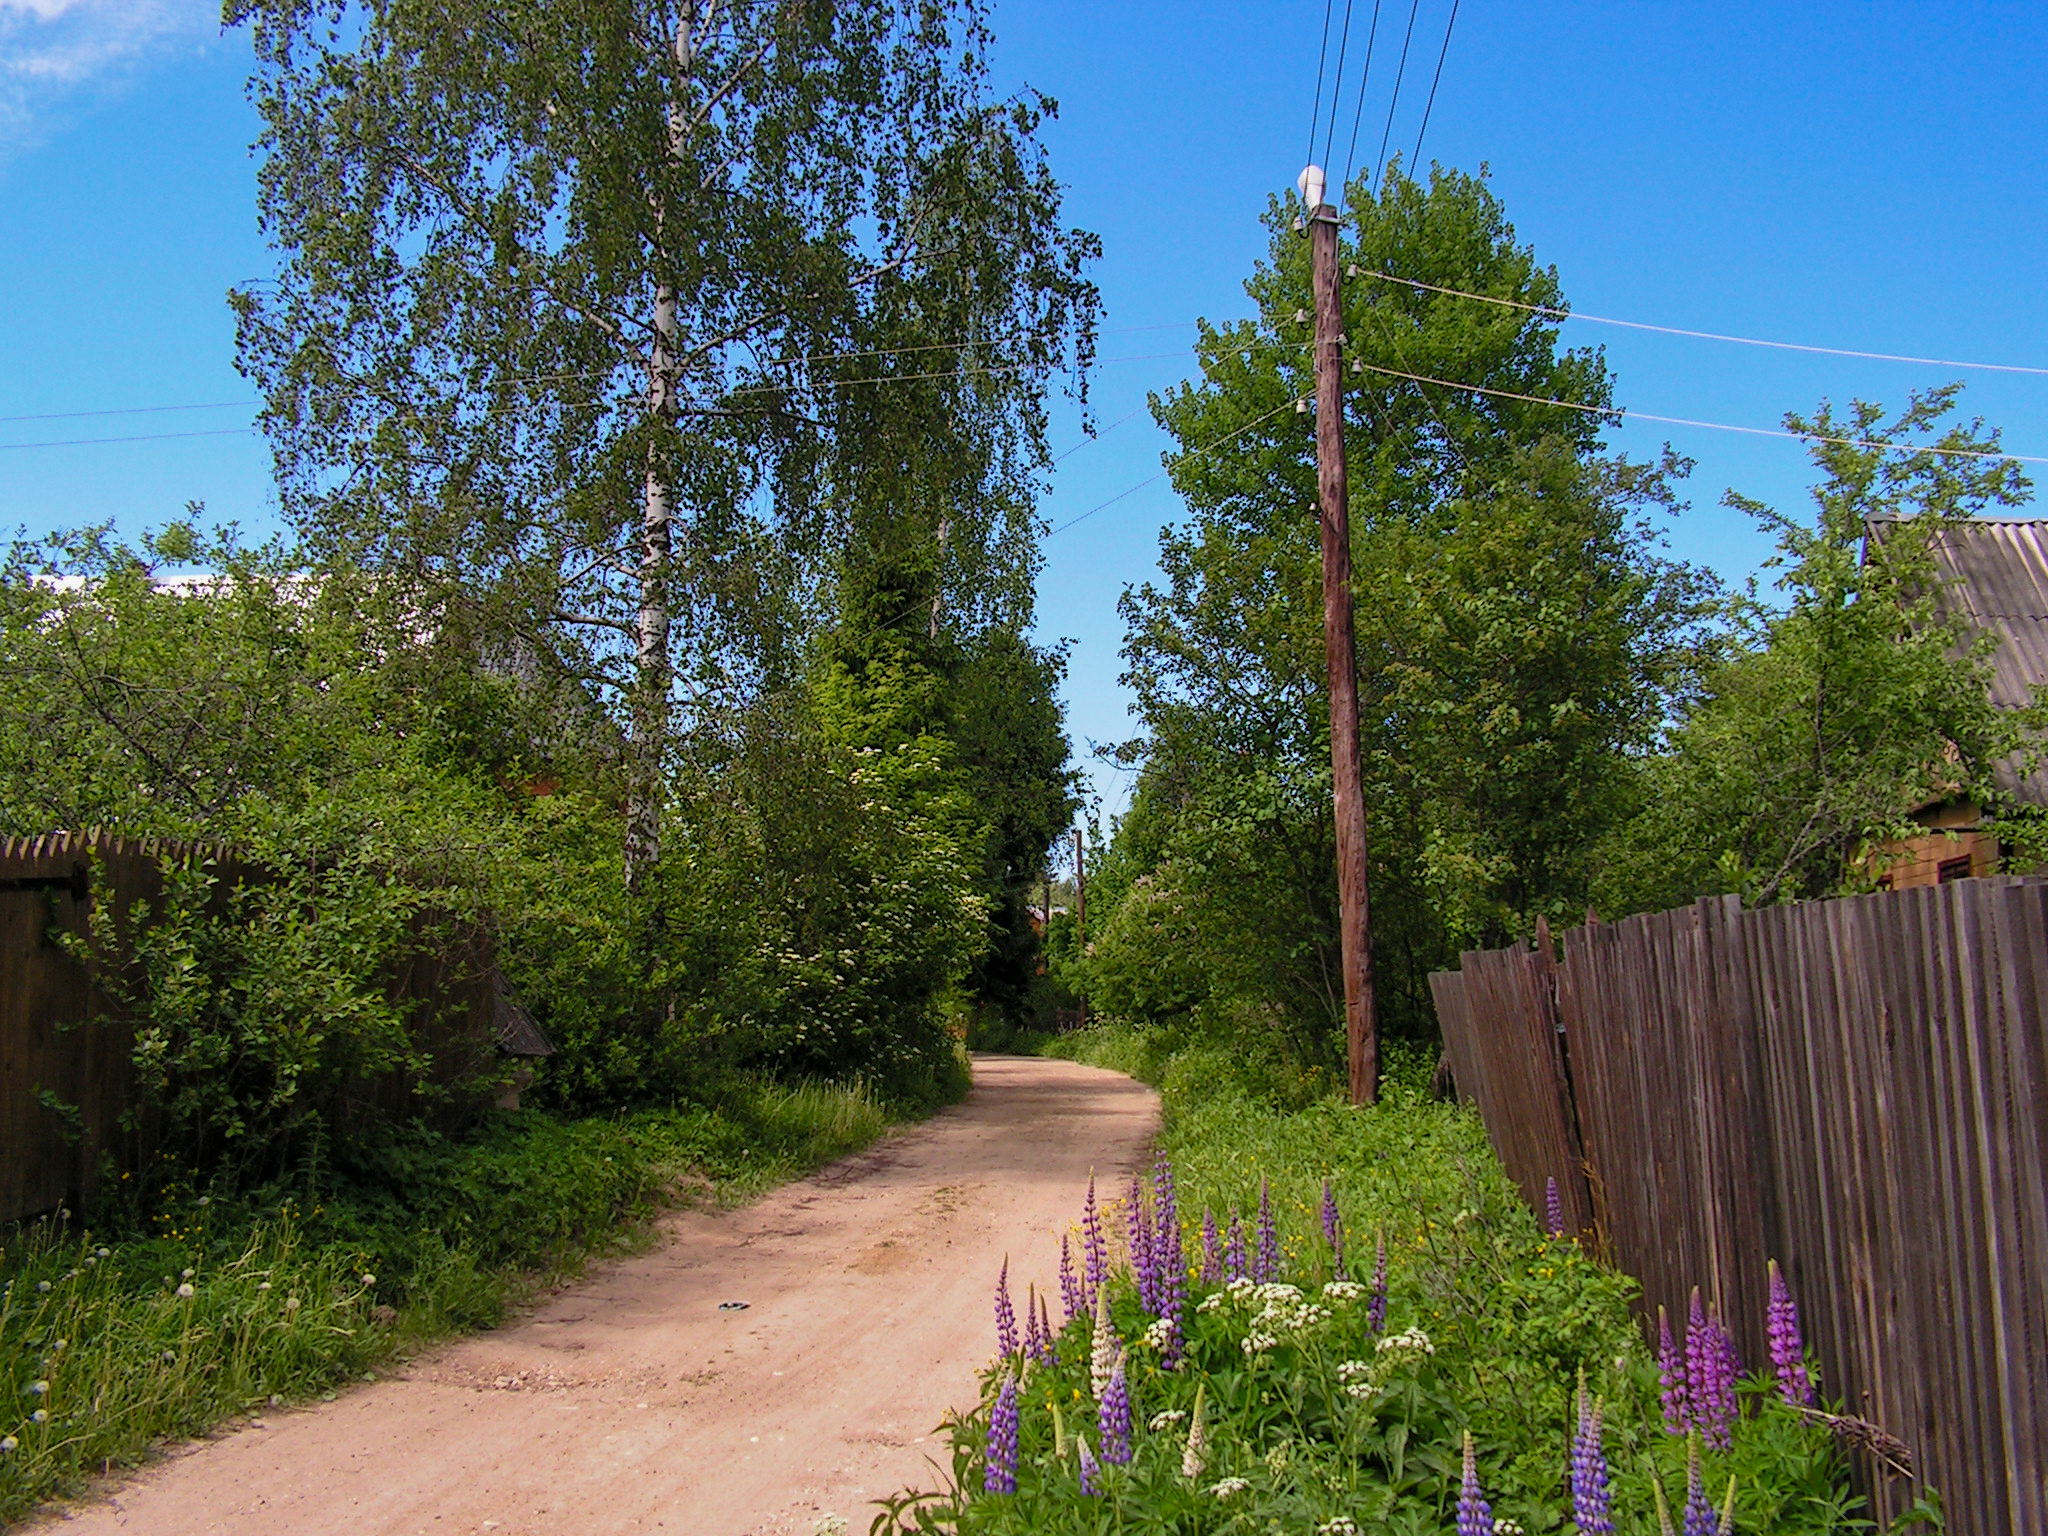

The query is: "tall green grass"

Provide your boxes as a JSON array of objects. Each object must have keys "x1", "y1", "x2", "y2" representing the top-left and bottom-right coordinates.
[{"x1": 0, "y1": 1074, "x2": 900, "y2": 1524}]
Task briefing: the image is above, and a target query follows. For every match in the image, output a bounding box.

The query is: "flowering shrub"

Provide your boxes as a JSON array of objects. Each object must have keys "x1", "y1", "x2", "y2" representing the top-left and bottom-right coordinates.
[{"x1": 882, "y1": 1039, "x2": 1908, "y2": 1533}]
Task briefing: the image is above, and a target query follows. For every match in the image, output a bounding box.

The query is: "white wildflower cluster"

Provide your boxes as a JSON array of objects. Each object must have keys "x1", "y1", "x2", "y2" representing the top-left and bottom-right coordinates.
[
  {"x1": 1319, "y1": 1519, "x2": 1361, "y2": 1536},
  {"x1": 1241, "y1": 1330, "x2": 1280, "y2": 1357},
  {"x1": 1141, "y1": 1316, "x2": 1176, "y2": 1353},
  {"x1": 1494, "y1": 1522, "x2": 1527, "y2": 1536},
  {"x1": 1209, "y1": 1477, "x2": 1251, "y2": 1499},
  {"x1": 1322, "y1": 1279, "x2": 1366, "y2": 1301},
  {"x1": 1335, "y1": 1358, "x2": 1376, "y2": 1400},
  {"x1": 1196, "y1": 1291, "x2": 1229, "y2": 1314},
  {"x1": 1375, "y1": 1326, "x2": 1434, "y2": 1360},
  {"x1": 1148, "y1": 1409, "x2": 1187, "y2": 1432}
]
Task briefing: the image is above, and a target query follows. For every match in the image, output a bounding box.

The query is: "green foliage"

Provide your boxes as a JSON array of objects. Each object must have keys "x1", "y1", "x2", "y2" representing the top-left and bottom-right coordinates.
[
  {"x1": 892, "y1": 1031, "x2": 1884, "y2": 1534},
  {"x1": 1595, "y1": 387, "x2": 2042, "y2": 911},
  {"x1": 1092, "y1": 162, "x2": 1716, "y2": 1069},
  {"x1": 0, "y1": 1076, "x2": 895, "y2": 1524}
]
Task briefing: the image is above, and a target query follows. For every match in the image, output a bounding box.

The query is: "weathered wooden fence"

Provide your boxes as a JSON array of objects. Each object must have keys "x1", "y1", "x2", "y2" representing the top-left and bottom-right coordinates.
[
  {"x1": 1429, "y1": 879, "x2": 2048, "y2": 1536},
  {"x1": 0, "y1": 832, "x2": 545, "y2": 1228}
]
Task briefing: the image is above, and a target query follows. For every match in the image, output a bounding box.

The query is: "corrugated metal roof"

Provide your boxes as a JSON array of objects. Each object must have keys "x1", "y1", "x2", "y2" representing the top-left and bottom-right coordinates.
[{"x1": 1869, "y1": 516, "x2": 2048, "y2": 801}]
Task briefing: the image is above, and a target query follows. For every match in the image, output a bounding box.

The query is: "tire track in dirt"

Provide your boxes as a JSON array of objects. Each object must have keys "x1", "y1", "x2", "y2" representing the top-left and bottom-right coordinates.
[{"x1": 37, "y1": 1056, "x2": 1157, "y2": 1536}]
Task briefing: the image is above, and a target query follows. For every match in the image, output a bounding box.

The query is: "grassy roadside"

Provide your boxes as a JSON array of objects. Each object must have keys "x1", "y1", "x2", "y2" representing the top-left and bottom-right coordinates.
[
  {"x1": 0, "y1": 1073, "x2": 928, "y2": 1525},
  {"x1": 886, "y1": 1022, "x2": 1904, "y2": 1534}
]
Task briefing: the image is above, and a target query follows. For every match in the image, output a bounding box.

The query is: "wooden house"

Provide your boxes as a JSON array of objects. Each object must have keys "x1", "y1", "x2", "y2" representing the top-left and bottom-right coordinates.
[{"x1": 1865, "y1": 516, "x2": 2048, "y2": 887}]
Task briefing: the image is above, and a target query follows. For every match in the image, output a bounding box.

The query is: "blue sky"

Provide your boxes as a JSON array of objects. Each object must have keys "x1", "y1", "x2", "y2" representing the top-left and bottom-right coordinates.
[{"x1": 4, "y1": 1, "x2": 2047, "y2": 819}]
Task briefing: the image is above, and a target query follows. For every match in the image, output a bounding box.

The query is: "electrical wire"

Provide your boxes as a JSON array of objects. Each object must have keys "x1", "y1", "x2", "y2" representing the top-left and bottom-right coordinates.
[
  {"x1": 1408, "y1": 0, "x2": 1461, "y2": 172},
  {"x1": 1347, "y1": 357, "x2": 2048, "y2": 464},
  {"x1": 1355, "y1": 268, "x2": 2048, "y2": 377},
  {"x1": 1306, "y1": 0, "x2": 1337, "y2": 179},
  {"x1": 1372, "y1": 0, "x2": 1424, "y2": 186},
  {"x1": 1048, "y1": 395, "x2": 1309, "y2": 537},
  {"x1": 0, "y1": 400, "x2": 258, "y2": 427},
  {"x1": 1319, "y1": 0, "x2": 1358, "y2": 175},
  {"x1": 1340, "y1": 0, "x2": 1386, "y2": 194},
  {"x1": 0, "y1": 427, "x2": 260, "y2": 453}
]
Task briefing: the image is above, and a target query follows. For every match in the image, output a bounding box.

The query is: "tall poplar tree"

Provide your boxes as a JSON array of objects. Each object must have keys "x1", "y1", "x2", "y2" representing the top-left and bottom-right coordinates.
[{"x1": 230, "y1": 0, "x2": 1097, "y2": 885}]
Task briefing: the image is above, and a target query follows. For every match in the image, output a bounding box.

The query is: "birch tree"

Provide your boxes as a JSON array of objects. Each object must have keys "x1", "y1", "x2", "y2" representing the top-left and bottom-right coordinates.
[{"x1": 229, "y1": 0, "x2": 1097, "y2": 886}]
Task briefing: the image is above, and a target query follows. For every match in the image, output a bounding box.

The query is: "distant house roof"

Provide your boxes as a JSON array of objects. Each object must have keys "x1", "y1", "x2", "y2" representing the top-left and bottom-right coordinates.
[{"x1": 1868, "y1": 516, "x2": 2048, "y2": 803}]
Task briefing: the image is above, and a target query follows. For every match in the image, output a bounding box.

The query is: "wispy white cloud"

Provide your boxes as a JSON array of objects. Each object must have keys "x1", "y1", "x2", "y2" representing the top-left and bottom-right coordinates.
[{"x1": 0, "y1": 0, "x2": 219, "y2": 149}]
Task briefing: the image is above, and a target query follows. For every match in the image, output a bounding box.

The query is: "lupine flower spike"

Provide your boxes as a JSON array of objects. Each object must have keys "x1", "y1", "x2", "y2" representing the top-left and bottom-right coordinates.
[
  {"x1": 1718, "y1": 1473, "x2": 1740, "y2": 1536},
  {"x1": 1457, "y1": 1430, "x2": 1492, "y2": 1536},
  {"x1": 1255, "y1": 1177, "x2": 1280, "y2": 1283},
  {"x1": 1036, "y1": 1291, "x2": 1056, "y2": 1367},
  {"x1": 1685, "y1": 1289, "x2": 1738, "y2": 1450},
  {"x1": 1681, "y1": 1435, "x2": 1715, "y2": 1536},
  {"x1": 1127, "y1": 1174, "x2": 1155, "y2": 1309},
  {"x1": 1099, "y1": 1348, "x2": 1133, "y2": 1465},
  {"x1": 1766, "y1": 1259, "x2": 1814, "y2": 1406},
  {"x1": 1657, "y1": 1305, "x2": 1689, "y2": 1436},
  {"x1": 994, "y1": 1258, "x2": 1018, "y2": 1358},
  {"x1": 1059, "y1": 1233, "x2": 1081, "y2": 1323},
  {"x1": 1368, "y1": 1232, "x2": 1388, "y2": 1335},
  {"x1": 1153, "y1": 1156, "x2": 1186, "y2": 1367},
  {"x1": 1181, "y1": 1380, "x2": 1208, "y2": 1480},
  {"x1": 1090, "y1": 1284, "x2": 1117, "y2": 1400},
  {"x1": 1082, "y1": 1175, "x2": 1107, "y2": 1307},
  {"x1": 1571, "y1": 1379, "x2": 1614, "y2": 1535},
  {"x1": 1200, "y1": 1208, "x2": 1223, "y2": 1284},
  {"x1": 1546, "y1": 1175, "x2": 1565, "y2": 1237},
  {"x1": 984, "y1": 1373, "x2": 1019, "y2": 1495},
  {"x1": 1321, "y1": 1177, "x2": 1343, "y2": 1269},
  {"x1": 1021, "y1": 1284, "x2": 1043, "y2": 1364},
  {"x1": 1225, "y1": 1208, "x2": 1248, "y2": 1281},
  {"x1": 1076, "y1": 1433, "x2": 1101, "y2": 1497}
]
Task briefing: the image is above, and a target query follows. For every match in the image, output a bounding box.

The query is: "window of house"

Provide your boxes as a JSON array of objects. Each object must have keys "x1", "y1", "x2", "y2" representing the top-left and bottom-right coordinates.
[{"x1": 1938, "y1": 855, "x2": 1973, "y2": 884}]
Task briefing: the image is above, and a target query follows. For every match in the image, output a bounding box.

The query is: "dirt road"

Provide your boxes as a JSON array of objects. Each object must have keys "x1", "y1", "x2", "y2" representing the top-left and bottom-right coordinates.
[{"x1": 44, "y1": 1056, "x2": 1157, "y2": 1536}]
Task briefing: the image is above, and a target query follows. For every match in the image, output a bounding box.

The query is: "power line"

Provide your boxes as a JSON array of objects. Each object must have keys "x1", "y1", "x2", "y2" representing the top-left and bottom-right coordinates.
[
  {"x1": 1408, "y1": 0, "x2": 1462, "y2": 171},
  {"x1": 0, "y1": 399, "x2": 258, "y2": 427},
  {"x1": 1048, "y1": 396, "x2": 1309, "y2": 537},
  {"x1": 1347, "y1": 357, "x2": 2048, "y2": 464},
  {"x1": 1355, "y1": 269, "x2": 2048, "y2": 377},
  {"x1": 0, "y1": 427, "x2": 260, "y2": 453},
  {"x1": 1340, "y1": 0, "x2": 1386, "y2": 193},
  {"x1": 1306, "y1": 0, "x2": 1337, "y2": 178},
  {"x1": 1373, "y1": 0, "x2": 1424, "y2": 186},
  {"x1": 1319, "y1": 0, "x2": 1359, "y2": 174}
]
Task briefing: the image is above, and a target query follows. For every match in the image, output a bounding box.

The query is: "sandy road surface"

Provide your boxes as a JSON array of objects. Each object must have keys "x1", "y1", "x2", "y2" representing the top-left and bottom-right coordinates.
[{"x1": 42, "y1": 1055, "x2": 1157, "y2": 1536}]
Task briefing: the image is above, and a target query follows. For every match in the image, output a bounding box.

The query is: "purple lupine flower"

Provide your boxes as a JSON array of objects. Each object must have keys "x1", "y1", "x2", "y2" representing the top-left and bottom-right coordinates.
[
  {"x1": 1200, "y1": 1208, "x2": 1223, "y2": 1284},
  {"x1": 1321, "y1": 1177, "x2": 1344, "y2": 1269},
  {"x1": 1685, "y1": 1290, "x2": 1737, "y2": 1451},
  {"x1": 1082, "y1": 1176, "x2": 1107, "y2": 1308},
  {"x1": 1767, "y1": 1259, "x2": 1814, "y2": 1406},
  {"x1": 985, "y1": 1373, "x2": 1019, "y2": 1495},
  {"x1": 995, "y1": 1258, "x2": 1018, "y2": 1358},
  {"x1": 1571, "y1": 1386, "x2": 1614, "y2": 1535},
  {"x1": 1457, "y1": 1430, "x2": 1492, "y2": 1536},
  {"x1": 1060, "y1": 1233, "x2": 1082, "y2": 1324},
  {"x1": 1658, "y1": 1305, "x2": 1690, "y2": 1436},
  {"x1": 1099, "y1": 1348, "x2": 1133, "y2": 1465},
  {"x1": 1255, "y1": 1177, "x2": 1280, "y2": 1283},
  {"x1": 1036, "y1": 1291, "x2": 1057, "y2": 1367},
  {"x1": 1368, "y1": 1233, "x2": 1388, "y2": 1335},
  {"x1": 1152, "y1": 1158, "x2": 1186, "y2": 1367},
  {"x1": 1546, "y1": 1175, "x2": 1565, "y2": 1237},
  {"x1": 1022, "y1": 1285, "x2": 1044, "y2": 1364},
  {"x1": 1126, "y1": 1172, "x2": 1161, "y2": 1317},
  {"x1": 1681, "y1": 1436, "x2": 1714, "y2": 1536},
  {"x1": 1077, "y1": 1434, "x2": 1101, "y2": 1496},
  {"x1": 1225, "y1": 1208, "x2": 1247, "y2": 1281}
]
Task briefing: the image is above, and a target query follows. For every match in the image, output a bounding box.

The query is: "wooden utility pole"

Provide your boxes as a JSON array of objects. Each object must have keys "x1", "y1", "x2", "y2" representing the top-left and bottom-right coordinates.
[
  {"x1": 1072, "y1": 827, "x2": 1088, "y2": 1027},
  {"x1": 1301, "y1": 164, "x2": 1379, "y2": 1106}
]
